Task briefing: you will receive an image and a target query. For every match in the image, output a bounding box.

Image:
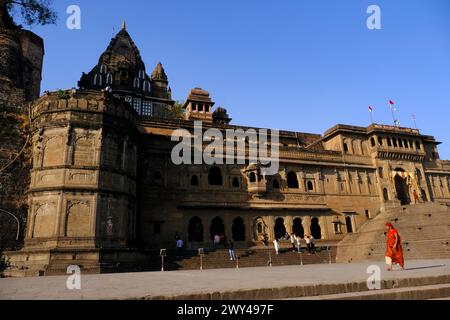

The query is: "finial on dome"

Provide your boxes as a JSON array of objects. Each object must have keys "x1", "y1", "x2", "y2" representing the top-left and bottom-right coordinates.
[{"x1": 122, "y1": 20, "x2": 126, "y2": 31}]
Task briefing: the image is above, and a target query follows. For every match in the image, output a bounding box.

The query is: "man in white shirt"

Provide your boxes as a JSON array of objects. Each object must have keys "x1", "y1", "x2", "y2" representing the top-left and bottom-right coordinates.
[
  {"x1": 273, "y1": 239, "x2": 280, "y2": 254},
  {"x1": 176, "y1": 238, "x2": 184, "y2": 258}
]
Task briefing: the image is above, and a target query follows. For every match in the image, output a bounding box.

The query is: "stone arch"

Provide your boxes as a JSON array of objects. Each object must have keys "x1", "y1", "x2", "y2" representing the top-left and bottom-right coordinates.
[
  {"x1": 210, "y1": 216, "x2": 225, "y2": 240},
  {"x1": 287, "y1": 171, "x2": 299, "y2": 189},
  {"x1": 345, "y1": 216, "x2": 354, "y2": 233},
  {"x1": 73, "y1": 136, "x2": 95, "y2": 166},
  {"x1": 274, "y1": 217, "x2": 286, "y2": 240},
  {"x1": 292, "y1": 218, "x2": 304, "y2": 238},
  {"x1": 383, "y1": 188, "x2": 390, "y2": 201},
  {"x1": 232, "y1": 217, "x2": 246, "y2": 241},
  {"x1": 66, "y1": 201, "x2": 91, "y2": 237},
  {"x1": 394, "y1": 172, "x2": 411, "y2": 205},
  {"x1": 208, "y1": 167, "x2": 223, "y2": 186},
  {"x1": 32, "y1": 203, "x2": 56, "y2": 238},
  {"x1": 43, "y1": 136, "x2": 64, "y2": 167},
  {"x1": 191, "y1": 175, "x2": 199, "y2": 186},
  {"x1": 188, "y1": 216, "x2": 204, "y2": 242},
  {"x1": 253, "y1": 217, "x2": 268, "y2": 241},
  {"x1": 310, "y1": 217, "x2": 322, "y2": 239}
]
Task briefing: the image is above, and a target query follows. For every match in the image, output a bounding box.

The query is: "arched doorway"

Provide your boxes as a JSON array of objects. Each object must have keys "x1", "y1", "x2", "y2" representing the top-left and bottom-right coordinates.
[
  {"x1": 394, "y1": 173, "x2": 411, "y2": 205},
  {"x1": 310, "y1": 217, "x2": 322, "y2": 239},
  {"x1": 345, "y1": 216, "x2": 353, "y2": 233},
  {"x1": 292, "y1": 218, "x2": 304, "y2": 238},
  {"x1": 274, "y1": 217, "x2": 286, "y2": 240},
  {"x1": 421, "y1": 189, "x2": 428, "y2": 202},
  {"x1": 383, "y1": 188, "x2": 389, "y2": 201},
  {"x1": 208, "y1": 167, "x2": 223, "y2": 186},
  {"x1": 232, "y1": 217, "x2": 246, "y2": 241},
  {"x1": 210, "y1": 216, "x2": 225, "y2": 240},
  {"x1": 287, "y1": 172, "x2": 299, "y2": 189},
  {"x1": 188, "y1": 216, "x2": 204, "y2": 242}
]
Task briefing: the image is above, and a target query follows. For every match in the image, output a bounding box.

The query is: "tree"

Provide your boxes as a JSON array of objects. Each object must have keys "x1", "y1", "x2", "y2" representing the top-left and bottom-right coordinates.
[
  {"x1": 0, "y1": 0, "x2": 57, "y2": 28},
  {"x1": 166, "y1": 100, "x2": 185, "y2": 120}
]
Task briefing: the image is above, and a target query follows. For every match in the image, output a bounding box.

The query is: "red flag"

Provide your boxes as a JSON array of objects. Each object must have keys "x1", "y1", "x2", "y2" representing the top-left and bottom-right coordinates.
[
  {"x1": 368, "y1": 106, "x2": 373, "y2": 112},
  {"x1": 389, "y1": 100, "x2": 395, "y2": 105}
]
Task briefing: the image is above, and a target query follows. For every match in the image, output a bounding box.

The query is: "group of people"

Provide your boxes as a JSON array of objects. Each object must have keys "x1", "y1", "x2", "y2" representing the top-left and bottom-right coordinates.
[
  {"x1": 272, "y1": 233, "x2": 316, "y2": 255},
  {"x1": 176, "y1": 222, "x2": 405, "y2": 271}
]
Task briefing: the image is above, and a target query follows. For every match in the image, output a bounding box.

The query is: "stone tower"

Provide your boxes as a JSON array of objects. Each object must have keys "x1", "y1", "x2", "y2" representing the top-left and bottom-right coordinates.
[
  {"x1": 78, "y1": 23, "x2": 174, "y2": 117},
  {"x1": 4, "y1": 89, "x2": 140, "y2": 276}
]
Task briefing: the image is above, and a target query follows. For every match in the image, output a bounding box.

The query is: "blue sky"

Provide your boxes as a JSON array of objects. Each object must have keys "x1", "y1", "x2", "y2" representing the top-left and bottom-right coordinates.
[{"x1": 26, "y1": 0, "x2": 450, "y2": 158}]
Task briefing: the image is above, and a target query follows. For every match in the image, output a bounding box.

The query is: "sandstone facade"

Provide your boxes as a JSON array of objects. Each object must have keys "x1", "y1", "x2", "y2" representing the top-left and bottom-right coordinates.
[{"x1": 3, "y1": 25, "x2": 450, "y2": 276}]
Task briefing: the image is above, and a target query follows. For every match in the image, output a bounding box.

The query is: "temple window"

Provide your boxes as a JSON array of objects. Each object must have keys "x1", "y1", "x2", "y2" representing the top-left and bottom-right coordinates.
[
  {"x1": 142, "y1": 101, "x2": 153, "y2": 116},
  {"x1": 232, "y1": 177, "x2": 240, "y2": 188},
  {"x1": 287, "y1": 171, "x2": 299, "y2": 189},
  {"x1": 383, "y1": 188, "x2": 389, "y2": 201},
  {"x1": 370, "y1": 138, "x2": 376, "y2": 147},
  {"x1": 208, "y1": 167, "x2": 223, "y2": 186},
  {"x1": 307, "y1": 180, "x2": 314, "y2": 192},
  {"x1": 93, "y1": 74, "x2": 102, "y2": 86},
  {"x1": 378, "y1": 137, "x2": 383, "y2": 146},
  {"x1": 393, "y1": 139, "x2": 398, "y2": 147},
  {"x1": 378, "y1": 167, "x2": 384, "y2": 179},
  {"x1": 387, "y1": 138, "x2": 392, "y2": 147},
  {"x1": 343, "y1": 143, "x2": 349, "y2": 153},
  {"x1": 99, "y1": 64, "x2": 107, "y2": 74},
  {"x1": 415, "y1": 141, "x2": 421, "y2": 150},
  {"x1": 249, "y1": 172, "x2": 256, "y2": 183},
  {"x1": 143, "y1": 81, "x2": 151, "y2": 93},
  {"x1": 133, "y1": 77, "x2": 140, "y2": 88},
  {"x1": 191, "y1": 175, "x2": 199, "y2": 186},
  {"x1": 132, "y1": 98, "x2": 141, "y2": 113}
]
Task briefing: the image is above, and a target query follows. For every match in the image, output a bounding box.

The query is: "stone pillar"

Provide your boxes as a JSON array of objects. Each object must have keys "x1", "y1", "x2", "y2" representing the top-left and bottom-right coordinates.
[
  {"x1": 285, "y1": 216, "x2": 293, "y2": 235},
  {"x1": 303, "y1": 216, "x2": 312, "y2": 237}
]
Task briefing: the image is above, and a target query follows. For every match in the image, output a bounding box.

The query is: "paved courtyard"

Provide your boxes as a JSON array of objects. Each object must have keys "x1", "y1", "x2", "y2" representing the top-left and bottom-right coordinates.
[{"x1": 1, "y1": 259, "x2": 449, "y2": 300}]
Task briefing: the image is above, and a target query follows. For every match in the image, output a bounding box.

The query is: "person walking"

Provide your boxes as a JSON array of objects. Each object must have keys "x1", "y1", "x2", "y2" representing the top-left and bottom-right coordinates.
[
  {"x1": 273, "y1": 239, "x2": 280, "y2": 255},
  {"x1": 290, "y1": 233, "x2": 296, "y2": 252},
  {"x1": 304, "y1": 235, "x2": 311, "y2": 253},
  {"x1": 385, "y1": 222, "x2": 405, "y2": 271},
  {"x1": 295, "y1": 235, "x2": 302, "y2": 253},
  {"x1": 413, "y1": 190, "x2": 420, "y2": 204},
  {"x1": 228, "y1": 240, "x2": 236, "y2": 261},
  {"x1": 176, "y1": 237, "x2": 184, "y2": 259},
  {"x1": 310, "y1": 235, "x2": 316, "y2": 254}
]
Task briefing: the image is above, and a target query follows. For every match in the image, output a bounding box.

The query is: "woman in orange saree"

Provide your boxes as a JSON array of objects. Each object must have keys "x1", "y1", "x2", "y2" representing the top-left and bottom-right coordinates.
[{"x1": 385, "y1": 222, "x2": 405, "y2": 271}]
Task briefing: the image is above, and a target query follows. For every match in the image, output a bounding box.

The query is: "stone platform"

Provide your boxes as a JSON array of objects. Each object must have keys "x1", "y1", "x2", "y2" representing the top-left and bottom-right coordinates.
[{"x1": 1, "y1": 259, "x2": 450, "y2": 300}]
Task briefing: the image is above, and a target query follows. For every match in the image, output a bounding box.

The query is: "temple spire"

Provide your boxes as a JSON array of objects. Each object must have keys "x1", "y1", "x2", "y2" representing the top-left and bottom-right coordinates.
[{"x1": 122, "y1": 20, "x2": 126, "y2": 31}]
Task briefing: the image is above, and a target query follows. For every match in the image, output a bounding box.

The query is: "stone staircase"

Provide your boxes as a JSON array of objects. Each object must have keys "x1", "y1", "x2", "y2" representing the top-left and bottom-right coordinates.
[
  {"x1": 137, "y1": 245, "x2": 337, "y2": 272},
  {"x1": 337, "y1": 202, "x2": 450, "y2": 263}
]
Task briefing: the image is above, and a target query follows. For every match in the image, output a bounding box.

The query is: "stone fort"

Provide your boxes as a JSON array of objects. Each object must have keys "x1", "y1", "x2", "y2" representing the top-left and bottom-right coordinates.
[{"x1": 2, "y1": 23, "x2": 450, "y2": 275}]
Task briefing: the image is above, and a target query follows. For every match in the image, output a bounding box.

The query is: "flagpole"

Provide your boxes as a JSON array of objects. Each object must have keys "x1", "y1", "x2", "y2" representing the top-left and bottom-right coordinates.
[
  {"x1": 368, "y1": 106, "x2": 374, "y2": 124},
  {"x1": 389, "y1": 100, "x2": 398, "y2": 127},
  {"x1": 412, "y1": 114, "x2": 418, "y2": 130}
]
